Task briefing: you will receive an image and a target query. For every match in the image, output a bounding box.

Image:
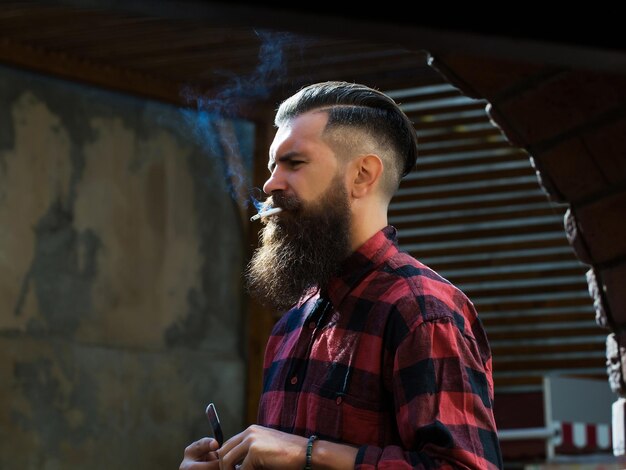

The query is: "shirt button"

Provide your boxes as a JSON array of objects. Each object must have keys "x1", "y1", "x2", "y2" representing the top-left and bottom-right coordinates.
[
  {"x1": 308, "y1": 321, "x2": 316, "y2": 330},
  {"x1": 336, "y1": 396, "x2": 342, "y2": 405},
  {"x1": 290, "y1": 376, "x2": 298, "y2": 385}
]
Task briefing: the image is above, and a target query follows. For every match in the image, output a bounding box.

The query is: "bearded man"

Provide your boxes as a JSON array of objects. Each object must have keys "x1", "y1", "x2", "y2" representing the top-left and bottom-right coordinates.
[{"x1": 180, "y1": 81, "x2": 503, "y2": 470}]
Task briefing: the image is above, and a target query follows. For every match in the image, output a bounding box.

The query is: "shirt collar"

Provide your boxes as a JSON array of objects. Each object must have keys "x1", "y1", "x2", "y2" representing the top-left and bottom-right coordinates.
[{"x1": 325, "y1": 225, "x2": 399, "y2": 309}]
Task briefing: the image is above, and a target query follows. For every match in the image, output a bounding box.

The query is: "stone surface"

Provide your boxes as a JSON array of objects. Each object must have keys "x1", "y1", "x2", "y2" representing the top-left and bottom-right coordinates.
[
  {"x1": 0, "y1": 63, "x2": 250, "y2": 468},
  {"x1": 587, "y1": 268, "x2": 611, "y2": 330},
  {"x1": 600, "y1": 261, "x2": 626, "y2": 329},
  {"x1": 607, "y1": 333, "x2": 626, "y2": 397}
]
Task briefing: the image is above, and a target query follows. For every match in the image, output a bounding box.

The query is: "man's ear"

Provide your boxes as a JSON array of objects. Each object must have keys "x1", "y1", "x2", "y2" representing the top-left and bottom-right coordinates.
[{"x1": 351, "y1": 154, "x2": 383, "y2": 199}]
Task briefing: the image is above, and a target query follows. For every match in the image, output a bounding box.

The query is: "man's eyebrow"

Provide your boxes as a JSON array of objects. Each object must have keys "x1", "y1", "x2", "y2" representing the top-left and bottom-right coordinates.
[{"x1": 268, "y1": 151, "x2": 300, "y2": 171}]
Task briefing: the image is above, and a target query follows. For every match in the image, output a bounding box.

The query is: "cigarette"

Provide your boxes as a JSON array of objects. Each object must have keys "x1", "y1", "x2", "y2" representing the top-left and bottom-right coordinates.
[{"x1": 250, "y1": 207, "x2": 283, "y2": 221}]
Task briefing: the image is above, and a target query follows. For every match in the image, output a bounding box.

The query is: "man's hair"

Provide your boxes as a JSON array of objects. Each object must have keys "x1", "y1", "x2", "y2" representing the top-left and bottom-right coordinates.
[{"x1": 275, "y1": 81, "x2": 418, "y2": 198}]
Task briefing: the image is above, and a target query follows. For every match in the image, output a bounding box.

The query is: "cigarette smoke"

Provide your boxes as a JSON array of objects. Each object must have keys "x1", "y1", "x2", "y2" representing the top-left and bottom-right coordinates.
[{"x1": 179, "y1": 30, "x2": 309, "y2": 213}]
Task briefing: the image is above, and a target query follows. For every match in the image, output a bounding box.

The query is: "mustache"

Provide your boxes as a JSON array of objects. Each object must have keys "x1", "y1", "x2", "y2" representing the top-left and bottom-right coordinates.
[{"x1": 266, "y1": 192, "x2": 301, "y2": 211}]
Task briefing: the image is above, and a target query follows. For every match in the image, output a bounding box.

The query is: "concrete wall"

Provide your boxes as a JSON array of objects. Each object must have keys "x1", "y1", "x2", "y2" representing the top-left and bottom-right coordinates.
[{"x1": 0, "y1": 64, "x2": 250, "y2": 469}]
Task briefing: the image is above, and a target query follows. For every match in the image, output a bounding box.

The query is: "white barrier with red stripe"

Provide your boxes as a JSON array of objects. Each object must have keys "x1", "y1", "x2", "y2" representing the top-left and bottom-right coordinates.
[
  {"x1": 543, "y1": 376, "x2": 615, "y2": 459},
  {"x1": 496, "y1": 377, "x2": 617, "y2": 460},
  {"x1": 553, "y1": 421, "x2": 612, "y2": 453}
]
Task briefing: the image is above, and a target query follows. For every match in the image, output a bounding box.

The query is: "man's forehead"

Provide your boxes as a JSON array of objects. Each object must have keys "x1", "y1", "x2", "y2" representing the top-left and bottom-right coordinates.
[{"x1": 269, "y1": 111, "x2": 329, "y2": 160}]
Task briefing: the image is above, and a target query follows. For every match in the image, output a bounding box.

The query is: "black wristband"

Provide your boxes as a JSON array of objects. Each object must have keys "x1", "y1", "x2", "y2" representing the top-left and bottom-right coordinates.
[{"x1": 304, "y1": 434, "x2": 318, "y2": 470}]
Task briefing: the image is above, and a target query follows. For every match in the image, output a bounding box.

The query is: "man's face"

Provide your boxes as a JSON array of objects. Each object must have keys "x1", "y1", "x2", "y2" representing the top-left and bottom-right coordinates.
[
  {"x1": 245, "y1": 111, "x2": 353, "y2": 312},
  {"x1": 263, "y1": 111, "x2": 342, "y2": 208}
]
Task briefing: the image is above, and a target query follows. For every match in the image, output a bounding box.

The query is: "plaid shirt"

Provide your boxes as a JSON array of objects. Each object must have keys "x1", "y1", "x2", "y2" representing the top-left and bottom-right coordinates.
[{"x1": 257, "y1": 225, "x2": 503, "y2": 469}]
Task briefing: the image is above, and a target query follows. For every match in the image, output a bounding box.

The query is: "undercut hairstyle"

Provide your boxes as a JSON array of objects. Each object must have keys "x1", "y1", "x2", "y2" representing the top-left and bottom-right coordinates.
[{"x1": 275, "y1": 81, "x2": 418, "y2": 199}]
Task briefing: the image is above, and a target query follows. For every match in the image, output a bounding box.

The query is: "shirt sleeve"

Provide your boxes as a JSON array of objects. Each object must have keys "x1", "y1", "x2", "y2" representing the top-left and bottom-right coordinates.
[{"x1": 355, "y1": 314, "x2": 503, "y2": 469}]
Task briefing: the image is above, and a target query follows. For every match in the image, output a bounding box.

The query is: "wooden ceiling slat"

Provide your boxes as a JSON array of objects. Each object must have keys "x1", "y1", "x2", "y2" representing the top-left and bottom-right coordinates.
[
  {"x1": 464, "y1": 281, "x2": 589, "y2": 298},
  {"x1": 394, "y1": 88, "x2": 462, "y2": 103},
  {"x1": 132, "y1": 56, "x2": 259, "y2": 80},
  {"x1": 483, "y1": 311, "x2": 593, "y2": 326},
  {"x1": 60, "y1": 27, "x2": 261, "y2": 58},
  {"x1": 12, "y1": 23, "x2": 166, "y2": 48},
  {"x1": 413, "y1": 150, "x2": 531, "y2": 172},
  {"x1": 390, "y1": 194, "x2": 553, "y2": 217},
  {"x1": 429, "y1": 252, "x2": 581, "y2": 272},
  {"x1": 393, "y1": 207, "x2": 563, "y2": 231},
  {"x1": 449, "y1": 267, "x2": 587, "y2": 286},
  {"x1": 401, "y1": 221, "x2": 565, "y2": 244},
  {"x1": 400, "y1": 167, "x2": 534, "y2": 189},
  {"x1": 409, "y1": 101, "x2": 486, "y2": 116},
  {"x1": 122, "y1": 41, "x2": 273, "y2": 68},
  {"x1": 288, "y1": 45, "x2": 422, "y2": 69},
  {"x1": 155, "y1": 49, "x2": 427, "y2": 84},
  {"x1": 349, "y1": 69, "x2": 443, "y2": 94},
  {"x1": 418, "y1": 127, "x2": 506, "y2": 145},
  {"x1": 0, "y1": 35, "x2": 186, "y2": 104},
  {"x1": 412, "y1": 115, "x2": 490, "y2": 130},
  {"x1": 287, "y1": 65, "x2": 427, "y2": 88},
  {"x1": 0, "y1": 8, "x2": 170, "y2": 44},
  {"x1": 476, "y1": 297, "x2": 593, "y2": 312},
  {"x1": 415, "y1": 140, "x2": 516, "y2": 157},
  {"x1": 405, "y1": 237, "x2": 568, "y2": 259},
  {"x1": 393, "y1": 181, "x2": 543, "y2": 204}
]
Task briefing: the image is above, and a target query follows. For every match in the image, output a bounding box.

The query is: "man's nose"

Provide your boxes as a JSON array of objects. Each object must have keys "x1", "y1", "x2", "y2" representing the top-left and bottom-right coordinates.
[{"x1": 262, "y1": 169, "x2": 287, "y2": 194}]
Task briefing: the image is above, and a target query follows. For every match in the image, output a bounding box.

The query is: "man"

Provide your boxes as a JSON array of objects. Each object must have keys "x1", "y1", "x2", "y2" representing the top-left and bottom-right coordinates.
[{"x1": 180, "y1": 81, "x2": 503, "y2": 469}]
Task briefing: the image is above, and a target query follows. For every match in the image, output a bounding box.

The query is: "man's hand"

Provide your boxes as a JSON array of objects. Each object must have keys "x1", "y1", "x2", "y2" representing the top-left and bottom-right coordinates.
[
  {"x1": 217, "y1": 425, "x2": 307, "y2": 470},
  {"x1": 180, "y1": 437, "x2": 220, "y2": 470}
]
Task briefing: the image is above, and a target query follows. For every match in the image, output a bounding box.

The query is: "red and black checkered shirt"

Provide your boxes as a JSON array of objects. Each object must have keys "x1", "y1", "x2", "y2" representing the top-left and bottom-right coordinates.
[{"x1": 257, "y1": 225, "x2": 503, "y2": 469}]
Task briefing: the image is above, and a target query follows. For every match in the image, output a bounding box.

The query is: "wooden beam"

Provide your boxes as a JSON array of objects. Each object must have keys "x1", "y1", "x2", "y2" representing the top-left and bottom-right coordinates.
[
  {"x1": 0, "y1": 35, "x2": 273, "y2": 121},
  {"x1": 0, "y1": 35, "x2": 182, "y2": 105},
  {"x1": 39, "y1": 0, "x2": 626, "y2": 73}
]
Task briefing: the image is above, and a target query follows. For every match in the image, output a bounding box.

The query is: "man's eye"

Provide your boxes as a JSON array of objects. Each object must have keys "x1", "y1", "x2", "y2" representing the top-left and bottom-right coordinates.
[{"x1": 289, "y1": 160, "x2": 304, "y2": 167}]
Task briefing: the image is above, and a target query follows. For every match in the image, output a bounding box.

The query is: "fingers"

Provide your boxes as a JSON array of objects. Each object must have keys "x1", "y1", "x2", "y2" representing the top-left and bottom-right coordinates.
[
  {"x1": 184, "y1": 438, "x2": 220, "y2": 457},
  {"x1": 180, "y1": 438, "x2": 221, "y2": 470},
  {"x1": 217, "y1": 431, "x2": 248, "y2": 470},
  {"x1": 219, "y1": 430, "x2": 244, "y2": 454},
  {"x1": 219, "y1": 444, "x2": 247, "y2": 470}
]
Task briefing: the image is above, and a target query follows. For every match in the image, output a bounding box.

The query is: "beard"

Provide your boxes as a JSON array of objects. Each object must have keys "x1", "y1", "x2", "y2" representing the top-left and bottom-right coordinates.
[{"x1": 245, "y1": 175, "x2": 352, "y2": 313}]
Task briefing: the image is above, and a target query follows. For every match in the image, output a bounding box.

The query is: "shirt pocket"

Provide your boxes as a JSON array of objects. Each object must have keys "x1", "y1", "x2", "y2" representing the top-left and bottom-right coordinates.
[
  {"x1": 304, "y1": 384, "x2": 344, "y2": 441},
  {"x1": 305, "y1": 384, "x2": 390, "y2": 447},
  {"x1": 339, "y1": 390, "x2": 390, "y2": 446}
]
